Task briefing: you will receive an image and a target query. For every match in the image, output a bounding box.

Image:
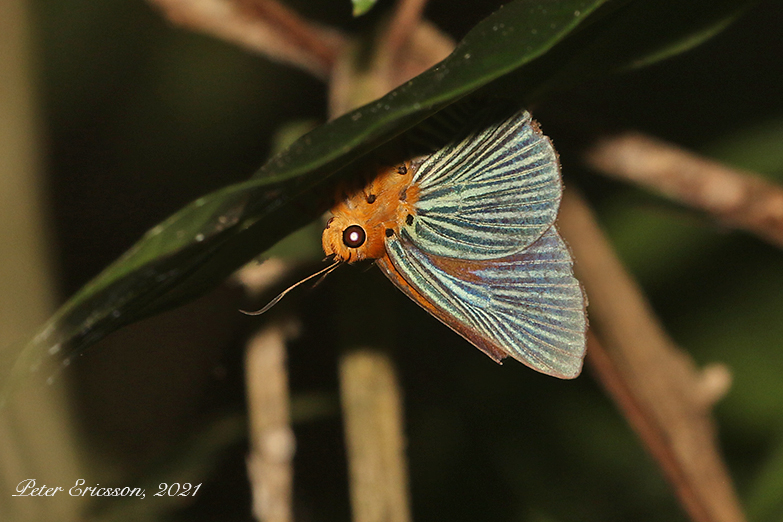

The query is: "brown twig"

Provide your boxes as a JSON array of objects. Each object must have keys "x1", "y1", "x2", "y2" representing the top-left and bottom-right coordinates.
[
  {"x1": 585, "y1": 132, "x2": 783, "y2": 248},
  {"x1": 234, "y1": 258, "x2": 292, "y2": 299},
  {"x1": 383, "y1": 0, "x2": 430, "y2": 60},
  {"x1": 372, "y1": 0, "x2": 451, "y2": 105},
  {"x1": 339, "y1": 350, "x2": 412, "y2": 522},
  {"x1": 148, "y1": 0, "x2": 347, "y2": 79},
  {"x1": 245, "y1": 320, "x2": 298, "y2": 522},
  {"x1": 328, "y1": 18, "x2": 454, "y2": 118},
  {"x1": 0, "y1": 2, "x2": 86, "y2": 520},
  {"x1": 326, "y1": 12, "x2": 442, "y2": 522},
  {"x1": 558, "y1": 190, "x2": 744, "y2": 522}
]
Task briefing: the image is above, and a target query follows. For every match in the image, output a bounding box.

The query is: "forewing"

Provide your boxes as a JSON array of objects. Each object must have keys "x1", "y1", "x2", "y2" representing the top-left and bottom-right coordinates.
[
  {"x1": 380, "y1": 226, "x2": 586, "y2": 378},
  {"x1": 408, "y1": 108, "x2": 562, "y2": 260}
]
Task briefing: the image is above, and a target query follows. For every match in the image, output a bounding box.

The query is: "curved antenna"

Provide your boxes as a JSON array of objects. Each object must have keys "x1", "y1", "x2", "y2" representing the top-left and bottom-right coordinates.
[{"x1": 240, "y1": 259, "x2": 342, "y2": 316}]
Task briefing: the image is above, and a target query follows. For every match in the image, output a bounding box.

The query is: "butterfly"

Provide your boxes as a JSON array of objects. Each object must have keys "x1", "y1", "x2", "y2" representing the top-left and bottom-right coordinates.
[{"x1": 320, "y1": 103, "x2": 587, "y2": 379}]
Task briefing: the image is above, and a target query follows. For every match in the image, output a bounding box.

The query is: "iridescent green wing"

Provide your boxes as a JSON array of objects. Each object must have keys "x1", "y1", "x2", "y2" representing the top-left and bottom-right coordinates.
[{"x1": 407, "y1": 107, "x2": 562, "y2": 260}]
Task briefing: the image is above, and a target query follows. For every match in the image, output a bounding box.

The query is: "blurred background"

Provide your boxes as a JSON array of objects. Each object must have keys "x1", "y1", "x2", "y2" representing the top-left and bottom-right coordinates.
[{"x1": 1, "y1": 0, "x2": 782, "y2": 521}]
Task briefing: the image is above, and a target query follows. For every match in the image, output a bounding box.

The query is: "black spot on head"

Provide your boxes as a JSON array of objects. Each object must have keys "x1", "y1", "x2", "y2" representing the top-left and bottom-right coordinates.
[
  {"x1": 343, "y1": 225, "x2": 366, "y2": 248},
  {"x1": 385, "y1": 228, "x2": 394, "y2": 237},
  {"x1": 366, "y1": 194, "x2": 377, "y2": 204},
  {"x1": 397, "y1": 164, "x2": 408, "y2": 175},
  {"x1": 406, "y1": 214, "x2": 414, "y2": 226}
]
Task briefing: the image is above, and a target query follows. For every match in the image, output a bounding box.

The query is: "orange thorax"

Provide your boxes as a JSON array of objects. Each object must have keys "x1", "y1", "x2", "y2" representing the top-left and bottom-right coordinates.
[{"x1": 322, "y1": 161, "x2": 420, "y2": 263}]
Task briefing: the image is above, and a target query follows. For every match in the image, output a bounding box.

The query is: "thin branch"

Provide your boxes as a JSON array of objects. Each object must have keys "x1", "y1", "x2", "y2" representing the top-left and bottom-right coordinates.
[
  {"x1": 149, "y1": 0, "x2": 347, "y2": 79},
  {"x1": 387, "y1": 20, "x2": 454, "y2": 87},
  {"x1": 245, "y1": 320, "x2": 298, "y2": 522},
  {"x1": 234, "y1": 258, "x2": 292, "y2": 299},
  {"x1": 370, "y1": 0, "x2": 449, "y2": 104},
  {"x1": 0, "y1": 2, "x2": 86, "y2": 520},
  {"x1": 585, "y1": 132, "x2": 783, "y2": 248},
  {"x1": 558, "y1": 190, "x2": 744, "y2": 522},
  {"x1": 325, "y1": 17, "x2": 442, "y2": 520},
  {"x1": 339, "y1": 349, "x2": 412, "y2": 522},
  {"x1": 383, "y1": 0, "x2": 430, "y2": 60},
  {"x1": 329, "y1": 20, "x2": 454, "y2": 118}
]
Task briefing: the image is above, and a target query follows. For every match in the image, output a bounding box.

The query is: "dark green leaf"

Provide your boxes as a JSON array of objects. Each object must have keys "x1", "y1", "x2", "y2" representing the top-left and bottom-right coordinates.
[
  {"x1": 2, "y1": 0, "x2": 756, "y2": 401},
  {"x1": 522, "y1": 0, "x2": 758, "y2": 99}
]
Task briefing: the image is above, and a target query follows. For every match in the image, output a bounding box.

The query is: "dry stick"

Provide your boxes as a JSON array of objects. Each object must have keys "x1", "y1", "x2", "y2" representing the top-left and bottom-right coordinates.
[
  {"x1": 328, "y1": 19, "x2": 454, "y2": 118},
  {"x1": 585, "y1": 132, "x2": 783, "y2": 248},
  {"x1": 0, "y1": 2, "x2": 85, "y2": 520},
  {"x1": 373, "y1": 0, "x2": 449, "y2": 101},
  {"x1": 558, "y1": 191, "x2": 744, "y2": 522},
  {"x1": 328, "y1": 0, "x2": 446, "y2": 118},
  {"x1": 148, "y1": 0, "x2": 346, "y2": 79},
  {"x1": 245, "y1": 321, "x2": 297, "y2": 522},
  {"x1": 339, "y1": 350, "x2": 412, "y2": 522},
  {"x1": 329, "y1": 16, "x2": 453, "y2": 522},
  {"x1": 383, "y1": 0, "x2": 430, "y2": 60}
]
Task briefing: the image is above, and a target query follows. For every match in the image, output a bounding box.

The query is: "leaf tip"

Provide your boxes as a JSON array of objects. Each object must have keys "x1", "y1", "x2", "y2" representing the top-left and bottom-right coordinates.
[{"x1": 351, "y1": 0, "x2": 376, "y2": 17}]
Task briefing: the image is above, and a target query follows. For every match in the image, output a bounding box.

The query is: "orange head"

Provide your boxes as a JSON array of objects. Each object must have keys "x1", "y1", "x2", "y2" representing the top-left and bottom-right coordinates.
[{"x1": 322, "y1": 161, "x2": 419, "y2": 263}]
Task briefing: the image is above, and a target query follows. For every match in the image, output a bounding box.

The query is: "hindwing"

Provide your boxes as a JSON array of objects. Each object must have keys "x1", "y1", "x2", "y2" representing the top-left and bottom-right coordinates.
[{"x1": 379, "y1": 226, "x2": 586, "y2": 378}]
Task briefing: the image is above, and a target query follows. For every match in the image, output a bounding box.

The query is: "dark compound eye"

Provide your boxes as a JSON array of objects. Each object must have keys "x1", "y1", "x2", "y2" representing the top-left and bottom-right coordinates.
[{"x1": 342, "y1": 225, "x2": 366, "y2": 248}]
